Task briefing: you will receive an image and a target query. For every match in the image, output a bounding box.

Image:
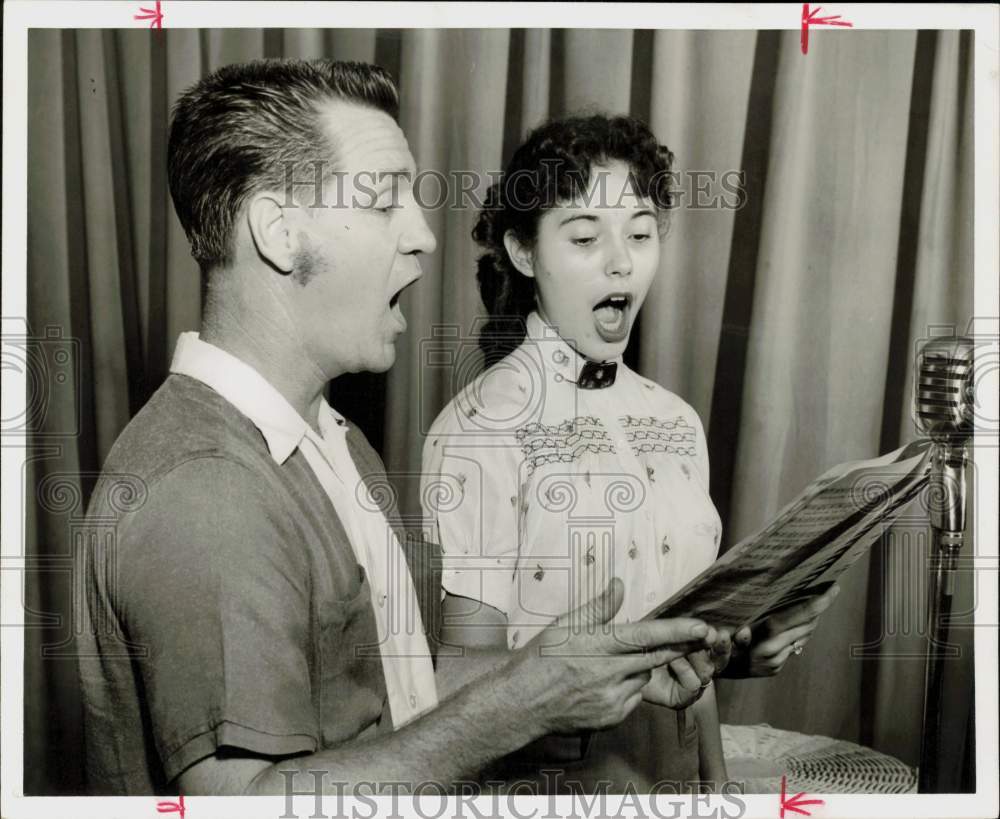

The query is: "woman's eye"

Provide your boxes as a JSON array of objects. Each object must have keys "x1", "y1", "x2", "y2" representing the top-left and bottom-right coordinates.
[
  {"x1": 571, "y1": 236, "x2": 597, "y2": 247},
  {"x1": 631, "y1": 233, "x2": 651, "y2": 242}
]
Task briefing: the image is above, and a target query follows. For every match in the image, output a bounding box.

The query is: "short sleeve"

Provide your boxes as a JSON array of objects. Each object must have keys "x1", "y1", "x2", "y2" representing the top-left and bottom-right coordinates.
[
  {"x1": 421, "y1": 408, "x2": 522, "y2": 617},
  {"x1": 116, "y1": 457, "x2": 318, "y2": 782}
]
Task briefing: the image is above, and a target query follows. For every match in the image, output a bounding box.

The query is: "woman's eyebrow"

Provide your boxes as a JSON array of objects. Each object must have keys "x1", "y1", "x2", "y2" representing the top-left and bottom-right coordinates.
[
  {"x1": 631, "y1": 208, "x2": 657, "y2": 220},
  {"x1": 558, "y1": 214, "x2": 599, "y2": 227}
]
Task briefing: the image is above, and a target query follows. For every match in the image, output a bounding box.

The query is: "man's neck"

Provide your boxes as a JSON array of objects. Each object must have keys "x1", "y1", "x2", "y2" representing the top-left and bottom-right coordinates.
[{"x1": 201, "y1": 281, "x2": 329, "y2": 435}]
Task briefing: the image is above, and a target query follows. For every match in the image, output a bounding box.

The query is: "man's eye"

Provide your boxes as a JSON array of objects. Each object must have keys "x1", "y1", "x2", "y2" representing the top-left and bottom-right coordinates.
[
  {"x1": 571, "y1": 236, "x2": 597, "y2": 247},
  {"x1": 631, "y1": 233, "x2": 651, "y2": 242}
]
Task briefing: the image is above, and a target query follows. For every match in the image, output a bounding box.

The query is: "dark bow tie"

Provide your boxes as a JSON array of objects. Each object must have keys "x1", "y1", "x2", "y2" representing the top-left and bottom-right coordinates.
[{"x1": 576, "y1": 360, "x2": 618, "y2": 389}]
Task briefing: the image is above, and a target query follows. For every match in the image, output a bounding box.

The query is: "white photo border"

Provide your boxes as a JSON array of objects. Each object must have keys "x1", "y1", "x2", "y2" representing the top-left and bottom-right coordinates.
[{"x1": 2, "y1": 3, "x2": 997, "y2": 818}]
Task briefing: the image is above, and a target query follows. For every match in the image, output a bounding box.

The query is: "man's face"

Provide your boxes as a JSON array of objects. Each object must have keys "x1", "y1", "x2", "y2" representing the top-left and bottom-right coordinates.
[
  {"x1": 284, "y1": 100, "x2": 436, "y2": 379},
  {"x1": 528, "y1": 161, "x2": 661, "y2": 362}
]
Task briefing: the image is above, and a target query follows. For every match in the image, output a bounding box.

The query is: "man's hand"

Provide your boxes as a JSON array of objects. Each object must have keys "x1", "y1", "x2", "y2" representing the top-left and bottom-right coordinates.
[
  {"x1": 508, "y1": 578, "x2": 717, "y2": 733},
  {"x1": 722, "y1": 584, "x2": 840, "y2": 678}
]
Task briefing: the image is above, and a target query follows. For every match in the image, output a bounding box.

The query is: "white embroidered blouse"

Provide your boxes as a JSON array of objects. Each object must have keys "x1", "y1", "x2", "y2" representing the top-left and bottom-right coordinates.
[{"x1": 421, "y1": 311, "x2": 722, "y2": 648}]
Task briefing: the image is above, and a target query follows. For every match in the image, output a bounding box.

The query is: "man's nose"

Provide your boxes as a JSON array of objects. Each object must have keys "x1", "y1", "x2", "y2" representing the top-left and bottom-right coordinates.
[{"x1": 399, "y1": 202, "x2": 438, "y2": 256}]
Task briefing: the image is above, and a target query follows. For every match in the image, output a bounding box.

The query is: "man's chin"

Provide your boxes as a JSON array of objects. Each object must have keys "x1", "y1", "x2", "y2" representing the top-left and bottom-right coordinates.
[{"x1": 366, "y1": 344, "x2": 397, "y2": 374}]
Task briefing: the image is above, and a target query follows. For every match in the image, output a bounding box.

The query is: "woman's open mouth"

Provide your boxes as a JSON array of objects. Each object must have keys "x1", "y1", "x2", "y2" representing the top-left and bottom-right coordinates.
[{"x1": 592, "y1": 293, "x2": 632, "y2": 343}]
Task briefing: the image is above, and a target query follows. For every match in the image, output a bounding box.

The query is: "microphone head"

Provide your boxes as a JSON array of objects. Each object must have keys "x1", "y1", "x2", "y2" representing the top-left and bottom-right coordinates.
[{"x1": 914, "y1": 337, "x2": 975, "y2": 441}]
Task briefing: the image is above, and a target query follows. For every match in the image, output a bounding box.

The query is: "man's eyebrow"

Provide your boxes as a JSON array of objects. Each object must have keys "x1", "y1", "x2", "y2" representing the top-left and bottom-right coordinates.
[
  {"x1": 375, "y1": 169, "x2": 415, "y2": 186},
  {"x1": 631, "y1": 208, "x2": 657, "y2": 220}
]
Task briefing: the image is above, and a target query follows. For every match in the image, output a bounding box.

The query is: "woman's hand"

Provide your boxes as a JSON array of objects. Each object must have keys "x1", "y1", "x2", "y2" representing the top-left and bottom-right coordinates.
[
  {"x1": 641, "y1": 626, "x2": 733, "y2": 708},
  {"x1": 722, "y1": 584, "x2": 840, "y2": 678},
  {"x1": 641, "y1": 651, "x2": 714, "y2": 709}
]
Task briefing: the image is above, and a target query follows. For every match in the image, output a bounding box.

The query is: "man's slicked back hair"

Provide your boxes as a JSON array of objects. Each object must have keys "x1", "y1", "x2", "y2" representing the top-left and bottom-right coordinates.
[{"x1": 168, "y1": 59, "x2": 398, "y2": 275}]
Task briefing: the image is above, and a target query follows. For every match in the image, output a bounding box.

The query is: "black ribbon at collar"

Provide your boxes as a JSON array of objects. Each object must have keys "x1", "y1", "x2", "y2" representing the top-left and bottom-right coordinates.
[{"x1": 576, "y1": 360, "x2": 618, "y2": 389}]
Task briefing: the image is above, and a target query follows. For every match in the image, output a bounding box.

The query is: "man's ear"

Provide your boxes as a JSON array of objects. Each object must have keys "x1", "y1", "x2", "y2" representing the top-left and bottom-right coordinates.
[
  {"x1": 503, "y1": 230, "x2": 535, "y2": 279},
  {"x1": 246, "y1": 192, "x2": 296, "y2": 274}
]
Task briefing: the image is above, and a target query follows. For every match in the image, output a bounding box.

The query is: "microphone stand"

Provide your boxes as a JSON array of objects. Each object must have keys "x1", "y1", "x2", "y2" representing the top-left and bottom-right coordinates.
[{"x1": 918, "y1": 441, "x2": 969, "y2": 793}]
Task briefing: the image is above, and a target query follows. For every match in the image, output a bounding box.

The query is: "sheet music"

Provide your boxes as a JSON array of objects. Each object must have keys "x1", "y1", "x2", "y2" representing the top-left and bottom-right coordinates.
[{"x1": 644, "y1": 439, "x2": 933, "y2": 630}]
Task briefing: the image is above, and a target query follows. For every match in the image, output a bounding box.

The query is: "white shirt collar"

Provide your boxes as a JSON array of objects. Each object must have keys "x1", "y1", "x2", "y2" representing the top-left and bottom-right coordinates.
[
  {"x1": 169, "y1": 331, "x2": 344, "y2": 465},
  {"x1": 525, "y1": 310, "x2": 624, "y2": 384}
]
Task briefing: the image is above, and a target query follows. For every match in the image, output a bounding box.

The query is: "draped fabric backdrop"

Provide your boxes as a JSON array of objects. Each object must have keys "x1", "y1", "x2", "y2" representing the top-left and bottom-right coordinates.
[{"x1": 25, "y1": 28, "x2": 975, "y2": 795}]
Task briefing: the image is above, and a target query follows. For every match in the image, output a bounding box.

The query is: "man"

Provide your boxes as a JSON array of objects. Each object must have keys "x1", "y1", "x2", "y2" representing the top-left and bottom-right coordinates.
[{"x1": 76, "y1": 59, "x2": 725, "y2": 797}]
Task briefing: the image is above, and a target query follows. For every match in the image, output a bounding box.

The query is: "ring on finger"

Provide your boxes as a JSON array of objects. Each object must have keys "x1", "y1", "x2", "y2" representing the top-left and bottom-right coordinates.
[{"x1": 791, "y1": 641, "x2": 804, "y2": 656}]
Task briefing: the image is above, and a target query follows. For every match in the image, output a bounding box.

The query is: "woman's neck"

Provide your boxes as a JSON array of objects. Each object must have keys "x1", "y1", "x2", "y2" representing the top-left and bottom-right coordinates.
[{"x1": 534, "y1": 306, "x2": 614, "y2": 365}]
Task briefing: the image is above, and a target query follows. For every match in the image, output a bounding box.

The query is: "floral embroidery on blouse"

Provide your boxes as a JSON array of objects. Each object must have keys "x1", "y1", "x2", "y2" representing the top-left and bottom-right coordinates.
[{"x1": 515, "y1": 415, "x2": 699, "y2": 475}]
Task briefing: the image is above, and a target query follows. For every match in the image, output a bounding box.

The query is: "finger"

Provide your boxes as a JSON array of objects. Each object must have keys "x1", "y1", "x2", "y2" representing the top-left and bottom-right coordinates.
[
  {"x1": 711, "y1": 629, "x2": 733, "y2": 659},
  {"x1": 623, "y1": 669, "x2": 653, "y2": 695},
  {"x1": 640, "y1": 639, "x2": 717, "y2": 667},
  {"x1": 804, "y1": 583, "x2": 840, "y2": 616},
  {"x1": 612, "y1": 619, "x2": 710, "y2": 653},
  {"x1": 756, "y1": 622, "x2": 815, "y2": 658},
  {"x1": 564, "y1": 577, "x2": 624, "y2": 630},
  {"x1": 709, "y1": 633, "x2": 734, "y2": 674},
  {"x1": 621, "y1": 690, "x2": 644, "y2": 719},
  {"x1": 765, "y1": 641, "x2": 797, "y2": 675},
  {"x1": 766, "y1": 584, "x2": 841, "y2": 634},
  {"x1": 579, "y1": 577, "x2": 625, "y2": 625},
  {"x1": 711, "y1": 651, "x2": 733, "y2": 676},
  {"x1": 612, "y1": 639, "x2": 713, "y2": 676},
  {"x1": 734, "y1": 626, "x2": 752, "y2": 647},
  {"x1": 685, "y1": 650, "x2": 716, "y2": 685},
  {"x1": 667, "y1": 657, "x2": 704, "y2": 692},
  {"x1": 818, "y1": 582, "x2": 841, "y2": 609}
]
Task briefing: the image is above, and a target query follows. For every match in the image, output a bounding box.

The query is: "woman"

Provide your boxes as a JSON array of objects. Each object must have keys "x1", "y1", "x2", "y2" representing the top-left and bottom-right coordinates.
[{"x1": 420, "y1": 114, "x2": 824, "y2": 792}]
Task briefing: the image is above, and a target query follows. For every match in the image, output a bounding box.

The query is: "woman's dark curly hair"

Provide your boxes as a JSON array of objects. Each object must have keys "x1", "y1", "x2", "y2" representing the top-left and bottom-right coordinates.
[{"x1": 473, "y1": 113, "x2": 674, "y2": 366}]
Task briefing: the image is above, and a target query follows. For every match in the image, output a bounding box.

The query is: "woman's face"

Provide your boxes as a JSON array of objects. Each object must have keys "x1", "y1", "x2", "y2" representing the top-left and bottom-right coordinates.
[{"x1": 513, "y1": 160, "x2": 661, "y2": 362}]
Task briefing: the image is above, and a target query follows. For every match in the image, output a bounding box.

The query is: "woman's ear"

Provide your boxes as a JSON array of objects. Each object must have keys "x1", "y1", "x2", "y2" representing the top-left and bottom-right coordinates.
[
  {"x1": 246, "y1": 192, "x2": 295, "y2": 274},
  {"x1": 503, "y1": 230, "x2": 535, "y2": 278}
]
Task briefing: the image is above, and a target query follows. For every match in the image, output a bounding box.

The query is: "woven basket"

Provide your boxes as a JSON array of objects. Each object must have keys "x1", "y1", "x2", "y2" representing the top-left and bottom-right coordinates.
[{"x1": 721, "y1": 723, "x2": 917, "y2": 794}]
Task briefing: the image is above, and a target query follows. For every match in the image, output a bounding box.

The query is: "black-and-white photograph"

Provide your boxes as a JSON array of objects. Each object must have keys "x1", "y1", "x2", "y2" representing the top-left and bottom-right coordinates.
[{"x1": 2, "y1": 4, "x2": 997, "y2": 818}]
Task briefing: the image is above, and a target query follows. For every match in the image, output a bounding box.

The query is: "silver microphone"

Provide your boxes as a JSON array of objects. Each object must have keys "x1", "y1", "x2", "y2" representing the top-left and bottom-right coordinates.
[
  {"x1": 915, "y1": 336, "x2": 975, "y2": 441},
  {"x1": 914, "y1": 337, "x2": 975, "y2": 535}
]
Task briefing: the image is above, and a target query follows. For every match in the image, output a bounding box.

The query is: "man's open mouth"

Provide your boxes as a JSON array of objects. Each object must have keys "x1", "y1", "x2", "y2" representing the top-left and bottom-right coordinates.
[{"x1": 388, "y1": 281, "x2": 415, "y2": 330}]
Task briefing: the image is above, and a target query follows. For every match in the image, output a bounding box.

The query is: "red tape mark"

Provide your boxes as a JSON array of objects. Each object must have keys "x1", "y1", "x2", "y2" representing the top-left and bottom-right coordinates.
[
  {"x1": 801, "y1": 3, "x2": 854, "y2": 54},
  {"x1": 156, "y1": 794, "x2": 186, "y2": 818},
  {"x1": 134, "y1": 0, "x2": 164, "y2": 30},
  {"x1": 780, "y1": 774, "x2": 824, "y2": 817}
]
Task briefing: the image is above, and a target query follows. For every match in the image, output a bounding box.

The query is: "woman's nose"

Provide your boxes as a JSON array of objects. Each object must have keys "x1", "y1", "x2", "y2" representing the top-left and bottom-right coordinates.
[{"x1": 605, "y1": 240, "x2": 633, "y2": 277}]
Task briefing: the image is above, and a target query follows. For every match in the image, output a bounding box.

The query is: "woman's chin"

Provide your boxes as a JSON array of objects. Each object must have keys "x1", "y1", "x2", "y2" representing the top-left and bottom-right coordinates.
[{"x1": 580, "y1": 334, "x2": 630, "y2": 363}]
